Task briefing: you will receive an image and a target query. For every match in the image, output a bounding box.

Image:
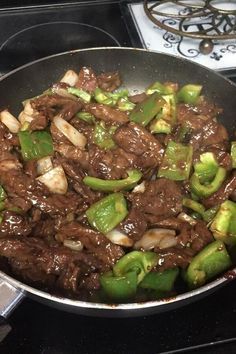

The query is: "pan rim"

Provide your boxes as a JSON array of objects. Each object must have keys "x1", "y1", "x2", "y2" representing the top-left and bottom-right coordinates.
[
  {"x1": 1, "y1": 46, "x2": 236, "y2": 89},
  {"x1": 0, "y1": 267, "x2": 234, "y2": 311}
]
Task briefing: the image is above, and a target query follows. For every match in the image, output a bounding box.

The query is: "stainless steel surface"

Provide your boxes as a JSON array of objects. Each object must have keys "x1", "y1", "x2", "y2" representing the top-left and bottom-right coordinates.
[{"x1": 0, "y1": 278, "x2": 24, "y2": 318}]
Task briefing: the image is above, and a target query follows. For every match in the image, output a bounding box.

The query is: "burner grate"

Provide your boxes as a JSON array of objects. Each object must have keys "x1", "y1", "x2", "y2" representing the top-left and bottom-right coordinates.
[{"x1": 143, "y1": 0, "x2": 236, "y2": 54}]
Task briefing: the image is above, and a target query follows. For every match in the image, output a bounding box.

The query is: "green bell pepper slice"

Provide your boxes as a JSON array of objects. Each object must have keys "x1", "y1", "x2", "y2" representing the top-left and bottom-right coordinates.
[
  {"x1": 158, "y1": 141, "x2": 193, "y2": 181},
  {"x1": 194, "y1": 152, "x2": 219, "y2": 183},
  {"x1": 177, "y1": 84, "x2": 202, "y2": 105},
  {"x1": 185, "y1": 240, "x2": 231, "y2": 289},
  {"x1": 94, "y1": 88, "x2": 129, "y2": 106},
  {"x1": 100, "y1": 271, "x2": 137, "y2": 301},
  {"x1": 76, "y1": 112, "x2": 96, "y2": 124},
  {"x1": 117, "y1": 97, "x2": 135, "y2": 112},
  {"x1": 93, "y1": 122, "x2": 117, "y2": 150},
  {"x1": 183, "y1": 198, "x2": 206, "y2": 218},
  {"x1": 86, "y1": 192, "x2": 128, "y2": 234},
  {"x1": 67, "y1": 87, "x2": 91, "y2": 103},
  {"x1": 113, "y1": 250, "x2": 159, "y2": 284},
  {"x1": 203, "y1": 205, "x2": 219, "y2": 223},
  {"x1": 146, "y1": 81, "x2": 174, "y2": 95},
  {"x1": 83, "y1": 169, "x2": 142, "y2": 192},
  {"x1": 0, "y1": 186, "x2": 6, "y2": 202},
  {"x1": 231, "y1": 142, "x2": 236, "y2": 169},
  {"x1": 129, "y1": 92, "x2": 165, "y2": 127},
  {"x1": 150, "y1": 118, "x2": 172, "y2": 134},
  {"x1": 18, "y1": 130, "x2": 54, "y2": 161},
  {"x1": 190, "y1": 167, "x2": 227, "y2": 198},
  {"x1": 139, "y1": 268, "x2": 179, "y2": 293},
  {"x1": 210, "y1": 200, "x2": 236, "y2": 244}
]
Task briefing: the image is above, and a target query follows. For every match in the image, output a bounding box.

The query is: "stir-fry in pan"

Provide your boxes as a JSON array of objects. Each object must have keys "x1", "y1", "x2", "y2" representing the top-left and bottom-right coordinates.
[{"x1": 0, "y1": 66, "x2": 235, "y2": 303}]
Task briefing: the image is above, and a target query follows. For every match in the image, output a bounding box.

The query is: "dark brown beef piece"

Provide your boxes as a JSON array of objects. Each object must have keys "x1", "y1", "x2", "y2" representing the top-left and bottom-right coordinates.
[
  {"x1": 119, "y1": 207, "x2": 147, "y2": 241},
  {"x1": 31, "y1": 94, "x2": 83, "y2": 124},
  {"x1": 56, "y1": 222, "x2": 124, "y2": 270},
  {"x1": 154, "y1": 247, "x2": 193, "y2": 271},
  {"x1": 189, "y1": 119, "x2": 228, "y2": 151},
  {"x1": 69, "y1": 117, "x2": 94, "y2": 141},
  {"x1": 86, "y1": 145, "x2": 135, "y2": 179},
  {"x1": 0, "y1": 122, "x2": 15, "y2": 155},
  {"x1": 60, "y1": 159, "x2": 103, "y2": 208},
  {"x1": 55, "y1": 142, "x2": 134, "y2": 180},
  {"x1": 177, "y1": 98, "x2": 221, "y2": 126},
  {"x1": 97, "y1": 71, "x2": 121, "y2": 92},
  {"x1": 24, "y1": 160, "x2": 38, "y2": 179},
  {"x1": 0, "y1": 169, "x2": 82, "y2": 218},
  {"x1": 114, "y1": 122, "x2": 164, "y2": 172},
  {"x1": 128, "y1": 179, "x2": 182, "y2": 224},
  {"x1": 85, "y1": 103, "x2": 129, "y2": 124},
  {"x1": 0, "y1": 211, "x2": 32, "y2": 238},
  {"x1": 75, "y1": 67, "x2": 98, "y2": 93},
  {"x1": 202, "y1": 171, "x2": 236, "y2": 208},
  {"x1": 0, "y1": 151, "x2": 22, "y2": 172},
  {"x1": 0, "y1": 237, "x2": 101, "y2": 293},
  {"x1": 176, "y1": 220, "x2": 213, "y2": 252},
  {"x1": 32, "y1": 218, "x2": 56, "y2": 239},
  {"x1": 79, "y1": 272, "x2": 100, "y2": 291},
  {"x1": 151, "y1": 217, "x2": 213, "y2": 254},
  {"x1": 5, "y1": 196, "x2": 32, "y2": 213},
  {"x1": 54, "y1": 143, "x2": 89, "y2": 169},
  {"x1": 128, "y1": 92, "x2": 147, "y2": 104},
  {"x1": 50, "y1": 122, "x2": 72, "y2": 144}
]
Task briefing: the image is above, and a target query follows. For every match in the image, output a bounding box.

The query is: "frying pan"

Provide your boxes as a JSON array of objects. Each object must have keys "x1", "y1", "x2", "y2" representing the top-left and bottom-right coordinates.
[{"x1": 0, "y1": 47, "x2": 236, "y2": 320}]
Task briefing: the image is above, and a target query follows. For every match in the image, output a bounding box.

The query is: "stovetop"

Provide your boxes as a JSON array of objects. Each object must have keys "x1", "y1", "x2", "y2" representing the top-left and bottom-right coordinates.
[{"x1": 0, "y1": 1, "x2": 236, "y2": 353}]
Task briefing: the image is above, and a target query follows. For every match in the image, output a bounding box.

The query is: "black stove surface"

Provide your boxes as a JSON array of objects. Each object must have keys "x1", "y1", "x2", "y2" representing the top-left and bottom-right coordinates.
[
  {"x1": 1, "y1": 281, "x2": 236, "y2": 354},
  {"x1": 0, "y1": 1, "x2": 140, "y2": 75},
  {"x1": 0, "y1": 1, "x2": 236, "y2": 353}
]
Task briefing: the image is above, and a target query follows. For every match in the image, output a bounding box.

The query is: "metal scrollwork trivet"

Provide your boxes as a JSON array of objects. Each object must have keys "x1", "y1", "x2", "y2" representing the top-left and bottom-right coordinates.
[{"x1": 143, "y1": 0, "x2": 236, "y2": 54}]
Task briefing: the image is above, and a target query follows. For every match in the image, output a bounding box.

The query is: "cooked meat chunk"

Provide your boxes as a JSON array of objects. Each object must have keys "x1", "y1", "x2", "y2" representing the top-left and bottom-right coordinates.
[
  {"x1": 0, "y1": 211, "x2": 32, "y2": 238},
  {"x1": 56, "y1": 222, "x2": 124, "y2": 269},
  {"x1": 128, "y1": 179, "x2": 183, "y2": 223},
  {"x1": 85, "y1": 103, "x2": 129, "y2": 124},
  {"x1": 128, "y1": 92, "x2": 147, "y2": 104},
  {"x1": 31, "y1": 94, "x2": 83, "y2": 123},
  {"x1": 189, "y1": 120, "x2": 228, "y2": 151},
  {"x1": 75, "y1": 66, "x2": 98, "y2": 93},
  {"x1": 114, "y1": 122, "x2": 164, "y2": 171},
  {"x1": 97, "y1": 71, "x2": 121, "y2": 92},
  {"x1": 119, "y1": 207, "x2": 147, "y2": 241}
]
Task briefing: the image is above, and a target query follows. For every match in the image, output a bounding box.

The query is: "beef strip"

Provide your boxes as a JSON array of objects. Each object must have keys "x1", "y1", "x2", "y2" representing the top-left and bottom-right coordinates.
[
  {"x1": 128, "y1": 179, "x2": 183, "y2": 224},
  {"x1": 114, "y1": 122, "x2": 164, "y2": 172},
  {"x1": 0, "y1": 236, "x2": 102, "y2": 293},
  {"x1": 189, "y1": 119, "x2": 228, "y2": 151},
  {"x1": 128, "y1": 92, "x2": 147, "y2": 104},
  {"x1": 177, "y1": 98, "x2": 221, "y2": 127},
  {"x1": 97, "y1": 71, "x2": 121, "y2": 92},
  {"x1": 0, "y1": 168, "x2": 83, "y2": 218},
  {"x1": 31, "y1": 94, "x2": 83, "y2": 124},
  {"x1": 86, "y1": 145, "x2": 135, "y2": 179},
  {"x1": 75, "y1": 67, "x2": 98, "y2": 93},
  {"x1": 0, "y1": 211, "x2": 32, "y2": 238},
  {"x1": 153, "y1": 218, "x2": 213, "y2": 272},
  {"x1": 154, "y1": 247, "x2": 193, "y2": 271},
  {"x1": 85, "y1": 103, "x2": 129, "y2": 124},
  {"x1": 118, "y1": 207, "x2": 147, "y2": 241},
  {"x1": 55, "y1": 222, "x2": 124, "y2": 270},
  {"x1": 60, "y1": 159, "x2": 103, "y2": 207}
]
